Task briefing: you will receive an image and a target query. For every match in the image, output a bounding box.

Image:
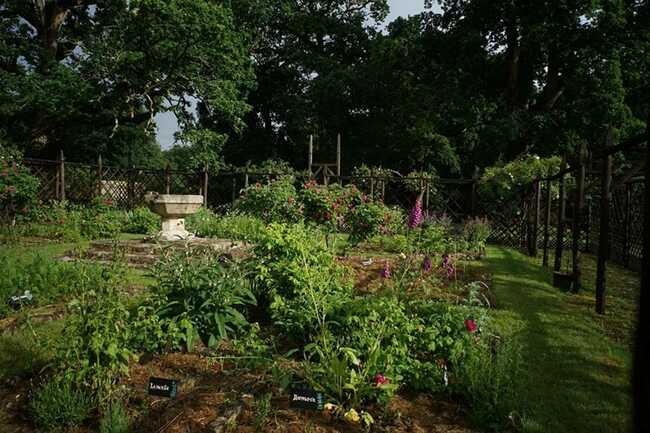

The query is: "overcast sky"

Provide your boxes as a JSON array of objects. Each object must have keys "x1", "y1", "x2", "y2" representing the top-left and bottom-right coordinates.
[{"x1": 155, "y1": 0, "x2": 433, "y2": 149}]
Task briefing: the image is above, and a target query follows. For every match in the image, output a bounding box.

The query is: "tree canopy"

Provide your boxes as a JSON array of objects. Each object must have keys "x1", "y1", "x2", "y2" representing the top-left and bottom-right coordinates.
[{"x1": 1, "y1": 0, "x2": 647, "y2": 174}]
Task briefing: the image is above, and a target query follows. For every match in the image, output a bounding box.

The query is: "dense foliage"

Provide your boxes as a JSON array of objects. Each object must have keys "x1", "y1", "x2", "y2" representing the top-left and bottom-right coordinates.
[{"x1": 2, "y1": 1, "x2": 646, "y2": 176}]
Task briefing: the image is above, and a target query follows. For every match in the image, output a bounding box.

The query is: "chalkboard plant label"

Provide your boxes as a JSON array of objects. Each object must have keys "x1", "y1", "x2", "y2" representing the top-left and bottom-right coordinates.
[
  {"x1": 148, "y1": 377, "x2": 177, "y2": 398},
  {"x1": 289, "y1": 388, "x2": 324, "y2": 411}
]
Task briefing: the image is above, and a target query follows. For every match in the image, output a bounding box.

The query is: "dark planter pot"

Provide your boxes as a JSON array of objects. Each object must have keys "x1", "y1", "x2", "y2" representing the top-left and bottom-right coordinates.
[{"x1": 553, "y1": 272, "x2": 574, "y2": 292}]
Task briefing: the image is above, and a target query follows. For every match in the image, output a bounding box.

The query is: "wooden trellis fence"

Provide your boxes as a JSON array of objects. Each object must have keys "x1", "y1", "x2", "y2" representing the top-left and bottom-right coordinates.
[{"x1": 495, "y1": 129, "x2": 647, "y2": 316}]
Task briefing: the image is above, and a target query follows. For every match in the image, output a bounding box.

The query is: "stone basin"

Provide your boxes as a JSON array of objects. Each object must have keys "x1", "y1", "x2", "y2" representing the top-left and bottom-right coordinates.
[{"x1": 145, "y1": 193, "x2": 204, "y2": 241}]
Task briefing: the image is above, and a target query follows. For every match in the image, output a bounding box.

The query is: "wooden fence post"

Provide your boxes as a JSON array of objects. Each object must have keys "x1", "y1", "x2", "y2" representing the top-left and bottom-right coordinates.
[
  {"x1": 128, "y1": 165, "x2": 135, "y2": 208},
  {"x1": 59, "y1": 150, "x2": 66, "y2": 201},
  {"x1": 337, "y1": 133, "x2": 341, "y2": 180},
  {"x1": 554, "y1": 157, "x2": 568, "y2": 272},
  {"x1": 370, "y1": 169, "x2": 375, "y2": 201},
  {"x1": 425, "y1": 179, "x2": 430, "y2": 214},
  {"x1": 244, "y1": 166, "x2": 249, "y2": 189},
  {"x1": 623, "y1": 182, "x2": 632, "y2": 268},
  {"x1": 632, "y1": 116, "x2": 649, "y2": 433},
  {"x1": 471, "y1": 179, "x2": 477, "y2": 217},
  {"x1": 96, "y1": 154, "x2": 103, "y2": 197},
  {"x1": 542, "y1": 179, "x2": 552, "y2": 267},
  {"x1": 165, "y1": 163, "x2": 171, "y2": 194},
  {"x1": 572, "y1": 143, "x2": 586, "y2": 292},
  {"x1": 308, "y1": 135, "x2": 313, "y2": 176},
  {"x1": 232, "y1": 177, "x2": 237, "y2": 204},
  {"x1": 202, "y1": 167, "x2": 208, "y2": 207},
  {"x1": 528, "y1": 179, "x2": 541, "y2": 257},
  {"x1": 596, "y1": 130, "x2": 613, "y2": 314}
]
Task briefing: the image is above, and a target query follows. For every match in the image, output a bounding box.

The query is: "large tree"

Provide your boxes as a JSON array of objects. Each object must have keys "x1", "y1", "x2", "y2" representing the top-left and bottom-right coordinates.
[{"x1": 0, "y1": 0, "x2": 254, "y2": 166}]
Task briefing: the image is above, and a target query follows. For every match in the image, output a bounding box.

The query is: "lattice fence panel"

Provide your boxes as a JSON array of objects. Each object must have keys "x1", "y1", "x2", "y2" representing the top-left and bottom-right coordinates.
[{"x1": 23, "y1": 159, "x2": 59, "y2": 202}]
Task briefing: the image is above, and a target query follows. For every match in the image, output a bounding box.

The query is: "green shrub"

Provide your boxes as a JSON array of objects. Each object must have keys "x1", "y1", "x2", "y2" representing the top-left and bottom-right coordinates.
[
  {"x1": 346, "y1": 201, "x2": 389, "y2": 244},
  {"x1": 235, "y1": 178, "x2": 302, "y2": 223},
  {"x1": 154, "y1": 252, "x2": 256, "y2": 349},
  {"x1": 303, "y1": 336, "x2": 398, "y2": 409},
  {"x1": 100, "y1": 402, "x2": 130, "y2": 433},
  {"x1": 15, "y1": 200, "x2": 124, "y2": 241},
  {"x1": 253, "y1": 223, "x2": 353, "y2": 342},
  {"x1": 335, "y1": 297, "x2": 484, "y2": 393},
  {"x1": 186, "y1": 208, "x2": 265, "y2": 242},
  {"x1": 463, "y1": 217, "x2": 490, "y2": 254},
  {"x1": 122, "y1": 207, "x2": 160, "y2": 235},
  {"x1": 81, "y1": 208, "x2": 124, "y2": 239},
  {"x1": 417, "y1": 222, "x2": 451, "y2": 255},
  {"x1": 58, "y1": 266, "x2": 133, "y2": 398},
  {"x1": 453, "y1": 339, "x2": 523, "y2": 431},
  {"x1": 30, "y1": 378, "x2": 94, "y2": 432},
  {"x1": 299, "y1": 182, "x2": 363, "y2": 231},
  {"x1": 0, "y1": 145, "x2": 40, "y2": 221}
]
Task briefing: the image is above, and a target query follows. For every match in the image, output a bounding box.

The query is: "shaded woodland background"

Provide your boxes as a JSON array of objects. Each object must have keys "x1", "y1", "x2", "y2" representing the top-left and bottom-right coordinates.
[{"x1": 1, "y1": 0, "x2": 648, "y2": 176}]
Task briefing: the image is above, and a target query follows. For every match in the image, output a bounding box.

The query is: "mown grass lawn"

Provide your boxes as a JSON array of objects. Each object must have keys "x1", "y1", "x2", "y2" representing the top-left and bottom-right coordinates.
[{"x1": 484, "y1": 245, "x2": 635, "y2": 433}]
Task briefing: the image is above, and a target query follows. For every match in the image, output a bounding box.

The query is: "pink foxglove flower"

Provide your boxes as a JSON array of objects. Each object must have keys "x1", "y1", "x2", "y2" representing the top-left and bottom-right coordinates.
[
  {"x1": 441, "y1": 254, "x2": 456, "y2": 279},
  {"x1": 408, "y1": 196, "x2": 423, "y2": 229},
  {"x1": 465, "y1": 319, "x2": 477, "y2": 334},
  {"x1": 380, "y1": 261, "x2": 391, "y2": 279},
  {"x1": 422, "y1": 256, "x2": 432, "y2": 273}
]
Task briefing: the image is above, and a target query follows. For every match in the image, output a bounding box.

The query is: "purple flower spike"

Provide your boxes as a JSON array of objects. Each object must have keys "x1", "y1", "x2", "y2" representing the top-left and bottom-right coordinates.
[
  {"x1": 408, "y1": 196, "x2": 423, "y2": 229},
  {"x1": 441, "y1": 254, "x2": 456, "y2": 279},
  {"x1": 422, "y1": 256, "x2": 432, "y2": 273},
  {"x1": 381, "y1": 261, "x2": 391, "y2": 279}
]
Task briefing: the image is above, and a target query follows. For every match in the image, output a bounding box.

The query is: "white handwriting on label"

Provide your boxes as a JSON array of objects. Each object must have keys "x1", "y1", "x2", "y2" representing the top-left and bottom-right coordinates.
[
  {"x1": 292, "y1": 394, "x2": 316, "y2": 403},
  {"x1": 150, "y1": 384, "x2": 170, "y2": 391}
]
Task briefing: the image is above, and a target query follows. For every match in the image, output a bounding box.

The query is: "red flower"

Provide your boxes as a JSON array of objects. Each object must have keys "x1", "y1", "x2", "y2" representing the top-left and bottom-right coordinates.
[
  {"x1": 465, "y1": 319, "x2": 478, "y2": 334},
  {"x1": 373, "y1": 374, "x2": 390, "y2": 386}
]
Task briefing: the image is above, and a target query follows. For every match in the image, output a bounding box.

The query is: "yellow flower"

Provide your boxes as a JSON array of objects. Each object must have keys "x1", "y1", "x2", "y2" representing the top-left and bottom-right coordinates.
[{"x1": 344, "y1": 408, "x2": 361, "y2": 424}]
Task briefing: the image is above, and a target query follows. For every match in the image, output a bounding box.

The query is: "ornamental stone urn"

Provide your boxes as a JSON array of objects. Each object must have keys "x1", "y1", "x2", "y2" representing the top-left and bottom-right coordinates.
[{"x1": 145, "y1": 192, "x2": 204, "y2": 241}]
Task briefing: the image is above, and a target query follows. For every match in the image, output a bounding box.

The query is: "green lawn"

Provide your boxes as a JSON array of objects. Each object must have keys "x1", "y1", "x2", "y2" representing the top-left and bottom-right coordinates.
[{"x1": 484, "y1": 246, "x2": 634, "y2": 433}]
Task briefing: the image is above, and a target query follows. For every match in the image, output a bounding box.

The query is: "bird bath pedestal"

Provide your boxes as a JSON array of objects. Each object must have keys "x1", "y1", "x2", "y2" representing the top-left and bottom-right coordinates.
[{"x1": 145, "y1": 193, "x2": 204, "y2": 241}]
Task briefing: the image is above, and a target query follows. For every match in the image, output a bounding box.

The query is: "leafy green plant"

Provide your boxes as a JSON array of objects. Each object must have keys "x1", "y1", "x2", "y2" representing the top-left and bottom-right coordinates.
[
  {"x1": 59, "y1": 266, "x2": 133, "y2": 399},
  {"x1": 186, "y1": 208, "x2": 265, "y2": 242},
  {"x1": 122, "y1": 207, "x2": 160, "y2": 235},
  {"x1": 154, "y1": 252, "x2": 257, "y2": 349},
  {"x1": 0, "y1": 145, "x2": 40, "y2": 222},
  {"x1": 30, "y1": 378, "x2": 95, "y2": 432},
  {"x1": 253, "y1": 223, "x2": 352, "y2": 342},
  {"x1": 100, "y1": 402, "x2": 130, "y2": 433},
  {"x1": 346, "y1": 201, "x2": 390, "y2": 244},
  {"x1": 235, "y1": 178, "x2": 302, "y2": 223},
  {"x1": 463, "y1": 217, "x2": 490, "y2": 255},
  {"x1": 303, "y1": 335, "x2": 398, "y2": 409},
  {"x1": 254, "y1": 393, "x2": 273, "y2": 433},
  {"x1": 453, "y1": 339, "x2": 523, "y2": 432},
  {"x1": 299, "y1": 182, "x2": 363, "y2": 231}
]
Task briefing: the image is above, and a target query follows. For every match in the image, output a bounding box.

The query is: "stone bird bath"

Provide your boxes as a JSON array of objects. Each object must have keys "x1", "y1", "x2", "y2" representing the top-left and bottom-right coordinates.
[{"x1": 145, "y1": 193, "x2": 204, "y2": 241}]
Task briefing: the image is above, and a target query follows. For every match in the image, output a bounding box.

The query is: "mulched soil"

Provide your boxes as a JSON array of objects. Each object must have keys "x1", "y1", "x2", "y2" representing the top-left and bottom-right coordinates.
[{"x1": 123, "y1": 353, "x2": 480, "y2": 433}]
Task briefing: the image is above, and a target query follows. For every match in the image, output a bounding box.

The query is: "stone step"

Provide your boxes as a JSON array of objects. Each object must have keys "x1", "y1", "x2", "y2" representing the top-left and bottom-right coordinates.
[{"x1": 82, "y1": 250, "x2": 159, "y2": 266}]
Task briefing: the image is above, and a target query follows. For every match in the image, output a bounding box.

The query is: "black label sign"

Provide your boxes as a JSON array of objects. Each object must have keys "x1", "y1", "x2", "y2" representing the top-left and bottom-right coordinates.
[
  {"x1": 289, "y1": 388, "x2": 324, "y2": 411},
  {"x1": 148, "y1": 377, "x2": 177, "y2": 398}
]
